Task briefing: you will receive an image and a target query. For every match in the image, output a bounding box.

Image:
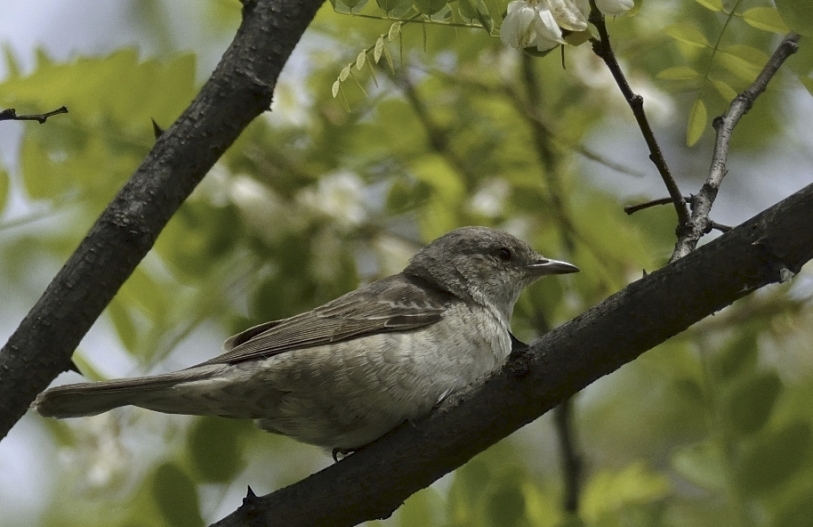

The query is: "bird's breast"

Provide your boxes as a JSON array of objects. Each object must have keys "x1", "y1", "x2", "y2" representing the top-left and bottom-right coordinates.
[{"x1": 232, "y1": 303, "x2": 511, "y2": 449}]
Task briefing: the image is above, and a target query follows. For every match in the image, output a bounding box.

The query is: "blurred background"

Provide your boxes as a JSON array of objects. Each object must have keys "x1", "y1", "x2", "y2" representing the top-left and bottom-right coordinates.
[{"x1": 1, "y1": 0, "x2": 812, "y2": 526}]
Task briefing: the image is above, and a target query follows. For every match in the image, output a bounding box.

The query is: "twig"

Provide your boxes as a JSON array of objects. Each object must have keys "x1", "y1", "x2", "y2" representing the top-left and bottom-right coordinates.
[
  {"x1": 625, "y1": 199, "x2": 731, "y2": 232},
  {"x1": 709, "y1": 221, "x2": 732, "y2": 233},
  {"x1": 670, "y1": 33, "x2": 801, "y2": 261},
  {"x1": 554, "y1": 398, "x2": 582, "y2": 514},
  {"x1": 624, "y1": 196, "x2": 691, "y2": 215},
  {"x1": 587, "y1": 3, "x2": 689, "y2": 229},
  {"x1": 0, "y1": 106, "x2": 68, "y2": 123}
]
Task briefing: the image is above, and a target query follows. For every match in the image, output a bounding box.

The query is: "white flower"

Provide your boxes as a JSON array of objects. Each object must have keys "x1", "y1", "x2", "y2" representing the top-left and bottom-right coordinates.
[
  {"x1": 500, "y1": 0, "x2": 632, "y2": 51},
  {"x1": 595, "y1": 0, "x2": 633, "y2": 15},
  {"x1": 547, "y1": 0, "x2": 588, "y2": 31},
  {"x1": 500, "y1": 0, "x2": 565, "y2": 52}
]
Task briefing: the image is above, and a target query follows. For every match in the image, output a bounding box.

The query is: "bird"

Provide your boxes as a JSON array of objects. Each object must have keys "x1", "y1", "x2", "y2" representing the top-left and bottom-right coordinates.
[{"x1": 33, "y1": 226, "x2": 578, "y2": 451}]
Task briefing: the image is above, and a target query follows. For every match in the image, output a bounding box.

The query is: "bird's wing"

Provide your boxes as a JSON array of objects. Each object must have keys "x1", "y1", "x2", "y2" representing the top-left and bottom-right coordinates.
[{"x1": 196, "y1": 274, "x2": 453, "y2": 366}]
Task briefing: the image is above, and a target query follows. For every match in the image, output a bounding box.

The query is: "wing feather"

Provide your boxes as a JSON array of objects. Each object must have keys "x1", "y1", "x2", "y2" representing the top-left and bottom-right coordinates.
[{"x1": 197, "y1": 274, "x2": 453, "y2": 366}]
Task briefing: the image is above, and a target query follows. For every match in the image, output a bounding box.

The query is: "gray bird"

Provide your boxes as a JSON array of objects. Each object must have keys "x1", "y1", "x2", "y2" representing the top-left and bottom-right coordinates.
[{"x1": 33, "y1": 226, "x2": 578, "y2": 451}]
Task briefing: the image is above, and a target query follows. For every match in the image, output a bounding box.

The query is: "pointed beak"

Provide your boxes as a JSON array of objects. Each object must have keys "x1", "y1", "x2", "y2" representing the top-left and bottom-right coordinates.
[{"x1": 526, "y1": 258, "x2": 579, "y2": 276}]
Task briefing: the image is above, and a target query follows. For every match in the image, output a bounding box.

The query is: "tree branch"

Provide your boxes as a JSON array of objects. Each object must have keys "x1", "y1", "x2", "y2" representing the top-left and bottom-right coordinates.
[
  {"x1": 210, "y1": 184, "x2": 813, "y2": 526},
  {"x1": 670, "y1": 32, "x2": 801, "y2": 261},
  {"x1": 588, "y1": 4, "x2": 689, "y2": 229},
  {"x1": 0, "y1": 105, "x2": 68, "y2": 123},
  {"x1": 0, "y1": 0, "x2": 324, "y2": 440}
]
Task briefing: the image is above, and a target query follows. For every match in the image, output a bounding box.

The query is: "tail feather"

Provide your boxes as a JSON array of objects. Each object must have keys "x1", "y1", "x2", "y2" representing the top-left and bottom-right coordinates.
[{"x1": 33, "y1": 367, "x2": 222, "y2": 419}]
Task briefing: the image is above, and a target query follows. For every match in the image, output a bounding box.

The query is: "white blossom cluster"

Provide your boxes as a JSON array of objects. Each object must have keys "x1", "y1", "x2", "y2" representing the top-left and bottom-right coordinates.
[{"x1": 500, "y1": 0, "x2": 633, "y2": 52}]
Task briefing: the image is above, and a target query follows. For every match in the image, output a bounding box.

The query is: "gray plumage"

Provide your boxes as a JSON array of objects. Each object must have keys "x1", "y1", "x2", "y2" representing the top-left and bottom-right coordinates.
[{"x1": 33, "y1": 226, "x2": 578, "y2": 450}]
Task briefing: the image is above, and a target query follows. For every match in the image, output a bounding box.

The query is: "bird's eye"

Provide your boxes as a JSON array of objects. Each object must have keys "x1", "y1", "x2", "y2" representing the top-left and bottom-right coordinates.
[{"x1": 498, "y1": 248, "x2": 511, "y2": 261}]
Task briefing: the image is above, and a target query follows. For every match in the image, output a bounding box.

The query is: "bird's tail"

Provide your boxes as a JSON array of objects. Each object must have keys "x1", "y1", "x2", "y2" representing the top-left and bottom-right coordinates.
[{"x1": 33, "y1": 366, "x2": 223, "y2": 419}]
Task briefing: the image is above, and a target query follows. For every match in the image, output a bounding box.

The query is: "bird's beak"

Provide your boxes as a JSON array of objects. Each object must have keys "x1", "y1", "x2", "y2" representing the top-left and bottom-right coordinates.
[{"x1": 526, "y1": 258, "x2": 579, "y2": 275}]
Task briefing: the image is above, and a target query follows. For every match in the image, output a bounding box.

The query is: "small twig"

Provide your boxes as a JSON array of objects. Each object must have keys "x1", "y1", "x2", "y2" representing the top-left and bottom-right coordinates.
[
  {"x1": 670, "y1": 33, "x2": 801, "y2": 261},
  {"x1": 554, "y1": 398, "x2": 582, "y2": 514},
  {"x1": 0, "y1": 106, "x2": 68, "y2": 124},
  {"x1": 588, "y1": 3, "x2": 689, "y2": 229},
  {"x1": 709, "y1": 221, "x2": 733, "y2": 233},
  {"x1": 624, "y1": 196, "x2": 692, "y2": 215},
  {"x1": 624, "y1": 197, "x2": 733, "y2": 232}
]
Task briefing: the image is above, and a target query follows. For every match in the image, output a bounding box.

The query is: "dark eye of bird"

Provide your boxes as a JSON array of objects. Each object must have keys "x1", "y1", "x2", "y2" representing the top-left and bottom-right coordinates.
[{"x1": 498, "y1": 248, "x2": 511, "y2": 261}]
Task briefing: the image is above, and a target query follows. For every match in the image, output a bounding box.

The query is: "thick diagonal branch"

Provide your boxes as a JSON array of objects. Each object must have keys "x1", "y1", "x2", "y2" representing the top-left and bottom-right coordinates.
[{"x1": 0, "y1": 0, "x2": 324, "y2": 440}]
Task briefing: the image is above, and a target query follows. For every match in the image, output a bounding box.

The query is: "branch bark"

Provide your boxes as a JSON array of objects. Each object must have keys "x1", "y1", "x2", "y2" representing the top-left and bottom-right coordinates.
[
  {"x1": 212, "y1": 182, "x2": 813, "y2": 526},
  {"x1": 0, "y1": 0, "x2": 324, "y2": 440},
  {"x1": 670, "y1": 32, "x2": 801, "y2": 261}
]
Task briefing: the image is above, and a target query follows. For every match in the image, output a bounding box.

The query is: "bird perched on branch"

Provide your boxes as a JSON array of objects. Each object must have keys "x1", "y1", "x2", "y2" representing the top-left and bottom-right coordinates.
[{"x1": 34, "y1": 226, "x2": 578, "y2": 451}]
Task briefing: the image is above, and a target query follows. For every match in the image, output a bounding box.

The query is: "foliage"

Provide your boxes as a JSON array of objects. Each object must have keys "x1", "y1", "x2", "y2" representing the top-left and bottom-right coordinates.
[{"x1": 0, "y1": 0, "x2": 811, "y2": 526}]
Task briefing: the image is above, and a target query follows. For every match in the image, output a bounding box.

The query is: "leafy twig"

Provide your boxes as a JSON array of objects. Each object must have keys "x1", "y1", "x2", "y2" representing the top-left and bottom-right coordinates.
[
  {"x1": 587, "y1": 3, "x2": 690, "y2": 230},
  {"x1": 670, "y1": 33, "x2": 801, "y2": 261},
  {"x1": 0, "y1": 106, "x2": 68, "y2": 124}
]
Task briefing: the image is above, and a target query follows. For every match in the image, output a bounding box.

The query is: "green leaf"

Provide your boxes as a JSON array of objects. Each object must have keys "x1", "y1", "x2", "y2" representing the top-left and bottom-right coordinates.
[
  {"x1": 458, "y1": 0, "x2": 480, "y2": 19},
  {"x1": 710, "y1": 78, "x2": 738, "y2": 101},
  {"x1": 151, "y1": 463, "x2": 203, "y2": 527},
  {"x1": 187, "y1": 417, "x2": 248, "y2": 483},
  {"x1": 742, "y1": 7, "x2": 791, "y2": 34},
  {"x1": 801, "y1": 77, "x2": 813, "y2": 97},
  {"x1": 694, "y1": 0, "x2": 722, "y2": 11},
  {"x1": 724, "y1": 372, "x2": 782, "y2": 436},
  {"x1": 776, "y1": 490, "x2": 813, "y2": 527},
  {"x1": 711, "y1": 328, "x2": 758, "y2": 380},
  {"x1": 355, "y1": 51, "x2": 366, "y2": 71},
  {"x1": 376, "y1": 0, "x2": 413, "y2": 17},
  {"x1": 399, "y1": 488, "x2": 443, "y2": 527},
  {"x1": 374, "y1": 36, "x2": 385, "y2": 63},
  {"x1": 332, "y1": 0, "x2": 369, "y2": 13},
  {"x1": 448, "y1": 459, "x2": 492, "y2": 524},
  {"x1": 2, "y1": 44, "x2": 21, "y2": 78},
  {"x1": 776, "y1": 0, "x2": 813, "y2": 36},
  {"x1": 656, "y1": 66, "x2": 700, "y2": 81},
  {"x1": 482, "y1": 0, "x2": 506, "y2": 33},
  {"x1": 582, "y1": 462, "x2": 672, "y2": 523},
  {"x1": 664, "y1": 23, "x2": 709, "y2": 48},
  {"x1": 388, "y1": 22, "x2": 402, "y2": 41},
  {"x1": 736, "y1": 421, "x2": 811, "y2": 494},
  {"x1": 671, "y1": 441, "x2": 726, "y2": 491},
  {"x1": 107, "y1": 298, "x2": 139, "y2": 352},
  {"x1": 686, "y1": 97, "x2": 707, "y2": 146},
  {"x1": 414, "y1": 0, "x2": 447, "y2": 15},
  {"x1": 718, "y1": 45, "x2": 769, "y2": 81},
  {"x1": 485, "y1": 483, "x2": 526, "y2": 527}
]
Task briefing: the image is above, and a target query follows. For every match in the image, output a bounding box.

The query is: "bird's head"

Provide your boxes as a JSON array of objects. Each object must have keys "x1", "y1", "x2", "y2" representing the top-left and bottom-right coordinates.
[{"x1": 404, "y1": 226, "x2": 578, "y2": 321}]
